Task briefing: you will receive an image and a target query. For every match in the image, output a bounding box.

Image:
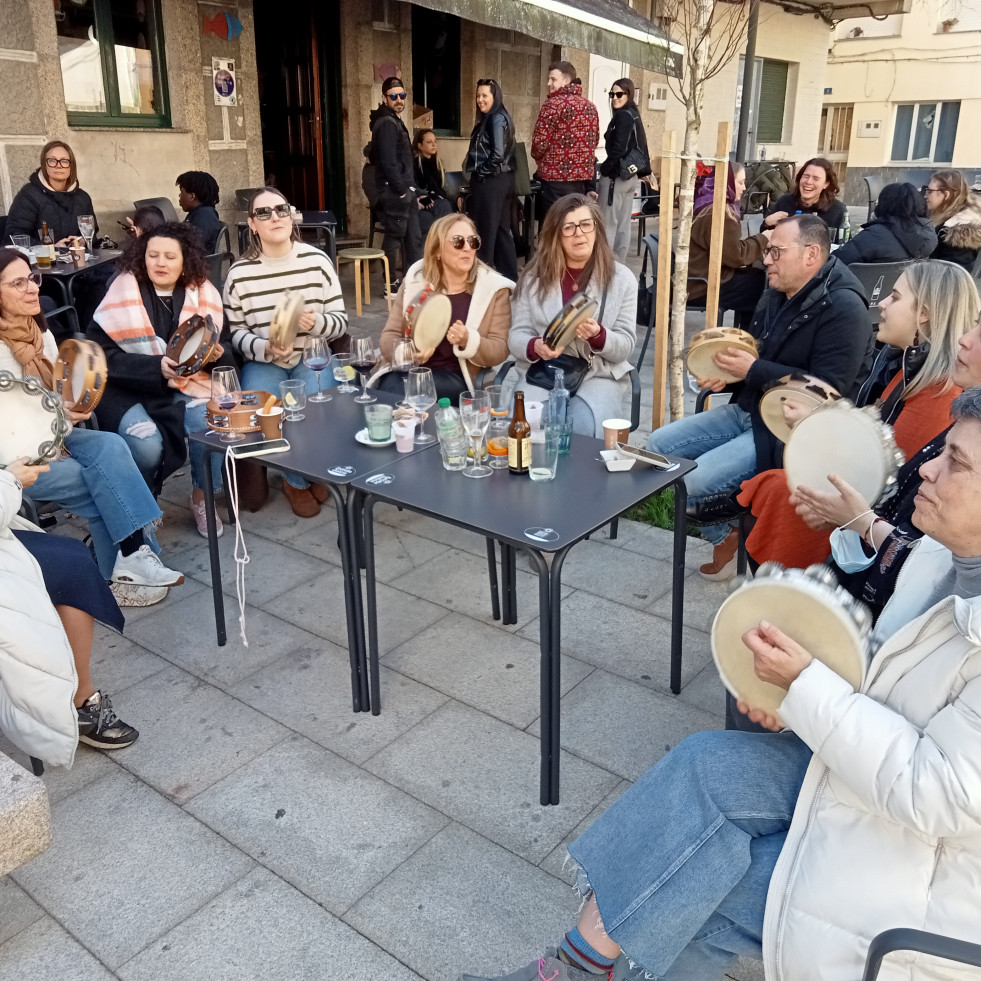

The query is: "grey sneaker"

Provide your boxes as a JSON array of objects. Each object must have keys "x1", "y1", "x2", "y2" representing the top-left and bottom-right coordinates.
[
  {"x1": 111, "y1": 545, "x2": 184, "y2": 587},
  {"x1": 76, "y1": 691, "x2": 139, "y2": 749},
  {"x1": 110, "y1": 582, "x2": 169, "y2": 607},
  {"x1": 459, "y1": 950, "x2": 602, "y2": 981}
]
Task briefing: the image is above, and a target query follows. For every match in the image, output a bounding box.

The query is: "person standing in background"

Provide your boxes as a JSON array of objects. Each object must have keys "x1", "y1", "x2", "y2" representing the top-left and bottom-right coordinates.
[{"x1": 531, "y1": 62, "x2": 600, "y2": 218}]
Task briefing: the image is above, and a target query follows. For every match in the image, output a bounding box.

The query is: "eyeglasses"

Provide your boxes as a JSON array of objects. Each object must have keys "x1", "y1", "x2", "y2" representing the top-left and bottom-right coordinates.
[
  {"x1": 609, "y1": 91, "x2": 626, "y2": 99},
  {"x1": 45, "y1": 157, "x2": 71, "y2": 168},
  {"x1": 449, "y1": 234, "x2": 481, "y2": 250},
  {"x1": 762, "y1": 244, "x2": 806, "y2": 260},
  {"x1": 560, "y1": 218, "x2": 596, "y2": 237},
  {"x1": 924, "y1": 185, "x2": 944, "y2": 194},
  {"x1": 250, "y1": 204, "x2": 292, "y2": 220},
  {"x1": 0, "y1": 271, "x2": 43, "y2": 293},
  {"x1": 387, "y1": 92, "x2": 407, "y2": 101}
]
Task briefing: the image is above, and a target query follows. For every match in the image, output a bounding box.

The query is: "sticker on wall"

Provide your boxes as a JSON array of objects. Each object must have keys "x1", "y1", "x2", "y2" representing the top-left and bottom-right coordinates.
[
  {"x1": 213, "y1": 58, "x2": 237, "y2": 106},
  {"x1": 204, "y1": 11, "x2": 243, "y2": 41}
]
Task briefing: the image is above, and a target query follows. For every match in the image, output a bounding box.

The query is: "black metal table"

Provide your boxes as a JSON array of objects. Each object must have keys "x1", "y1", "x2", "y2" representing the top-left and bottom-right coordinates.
[
  {"x1": 39, "y1": 249, "x2": 122, "y2": 307},
  {"x1": 189, "y1": 389, "x2": 425, "y2": 712},
  {"x1": 351, "y1": 438, "x2": 696, "y2": 805}
]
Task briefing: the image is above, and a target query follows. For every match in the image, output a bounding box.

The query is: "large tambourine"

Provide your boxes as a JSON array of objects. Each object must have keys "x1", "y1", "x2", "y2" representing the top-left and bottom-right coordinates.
[
  {"x1": 542, "y1": 294, "x2": 598, "y2": 351},
  {"x1": 269, "y1": 291, "x2": 304, "y2": 350},
  {"x1": 0, "y1": 372, "x2": 72, "y2": 466},
  {"x1": 711, "y1": 562, "x2": 870, "y2": 719},
  {"x1": 685, "y1": 327, "x2": 758, "y2": 383},
  {"x1": 165, "y1": 314, "x2": 220, "y2": 376},
  {"x1": 784, "y1": 400, "x2": 904, "y2": 506},
  {"x1": 53, "y1": 338, "x2": 107, "y2": 413},
  {"x1": 405, "y1": 286, "x2": 452, "y2": 352},
  {"x1": 206, "y1": 390, "x2": 274, "y2": 435},
  {"x1": 759, "y1": 373, "x2": 842, "y2": 444}
]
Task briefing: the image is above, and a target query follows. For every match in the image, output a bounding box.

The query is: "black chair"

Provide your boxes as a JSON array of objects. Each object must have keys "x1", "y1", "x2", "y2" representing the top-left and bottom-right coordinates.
[
  {"x1": 0, "y1": 215, "x2": 7, "y2": 244},
  {"x1": 296, "y1": 210, "x2": 337, "y2": 265},
  {"x1": 971, "y1": 248, "x2": 981, "y2": 285},
  {"x1": 205, "y1": 250, "x2": 234, "y2": 291},
  {"x1": 133, "y1": 196, "x2": 179, "y2": 223},
  {"x1": 863, "y1": 175, "x2": 885, "y2": 223},
  {"x1": 846, "y1": 260, "x2": 909, "y2": 327},
  {"x1": 512, "y1": 143, "x2": 540, "y2": 259},
  {"x1": 234, "y1": 188, "x2": 262, "y2": 211},
  {"x1": 862, "y1": 929, "x2": 981, "y2": 980},
  {"x1": 214, "y1": 222, "x2": 231, "y2": 255},
  {"x1": 633, "y1": 183, "x2": 660, "y2": 256}
]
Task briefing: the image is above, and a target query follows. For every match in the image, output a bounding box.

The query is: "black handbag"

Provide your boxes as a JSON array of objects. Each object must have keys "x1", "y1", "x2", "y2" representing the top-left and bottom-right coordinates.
[
  {"x1": 525, "y1": 291, "x2": 607, "y2": 395},
  {"x1": 636, "y1": 241, "x2": 653, "y2": 327},
  {"x1": 617, "y1": 113, "x2": 650, "y2": 180}
]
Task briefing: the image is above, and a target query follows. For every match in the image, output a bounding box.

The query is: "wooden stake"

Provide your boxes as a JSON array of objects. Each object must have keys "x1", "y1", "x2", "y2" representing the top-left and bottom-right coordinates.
[
  {"x1": 703, "y1": 120, "x2": 732, "y2": 331},
  {"x1": 651, "y1": 130, "x2": 677, "y2": 431}
]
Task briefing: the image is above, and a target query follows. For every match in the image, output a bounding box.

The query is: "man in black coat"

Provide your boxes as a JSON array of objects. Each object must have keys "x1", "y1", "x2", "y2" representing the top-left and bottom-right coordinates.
[
  {"x1": 647, "y1": 215, "x2": 874, "y2": 578},
  {"x1": 368, "y1": 76, "x2": 422, "y2": 293}
]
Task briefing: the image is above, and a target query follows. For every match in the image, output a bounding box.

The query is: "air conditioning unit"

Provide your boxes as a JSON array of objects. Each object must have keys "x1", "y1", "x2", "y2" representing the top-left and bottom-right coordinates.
[{"x1": 648, "y1": 84, "x2": 669, "y2": 111}]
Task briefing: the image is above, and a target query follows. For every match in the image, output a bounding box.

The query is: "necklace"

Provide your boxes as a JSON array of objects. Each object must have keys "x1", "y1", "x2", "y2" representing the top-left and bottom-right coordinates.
[{"x1": 565, "y1": 267, "x2": 584, "y2": 292}]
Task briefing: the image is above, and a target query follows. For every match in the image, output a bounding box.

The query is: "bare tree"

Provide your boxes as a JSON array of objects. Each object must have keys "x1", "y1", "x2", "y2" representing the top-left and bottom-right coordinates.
[{"x1": 660, "y1": 0, "x2": 750, "y2": 420}]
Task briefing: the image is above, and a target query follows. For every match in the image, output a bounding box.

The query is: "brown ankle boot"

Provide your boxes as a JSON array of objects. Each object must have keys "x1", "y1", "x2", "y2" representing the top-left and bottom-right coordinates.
[
  {"x1": 309, "y1": 483, "x2": 329, "y2": 503},
  {"x1": 283, "y1": 482, "x2": 321, "y2": 518},
  {"x1": 699, "y1": 529, "x2": 739, "y2": 581}
]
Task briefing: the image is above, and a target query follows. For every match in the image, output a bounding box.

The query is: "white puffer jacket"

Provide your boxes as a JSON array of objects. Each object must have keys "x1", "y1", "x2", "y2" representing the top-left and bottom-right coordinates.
[
  {"x1": 764, "y1": 537, "x2": 981, "y2": 980},
  {"x1": 0, "y1": 471, "x2": 77, "y2": 767}
]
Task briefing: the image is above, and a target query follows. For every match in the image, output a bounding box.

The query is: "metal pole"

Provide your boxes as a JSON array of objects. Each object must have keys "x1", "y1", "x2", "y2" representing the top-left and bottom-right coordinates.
[{"x1": 735, "y1": 0, "x2": 759, "y2": 163}]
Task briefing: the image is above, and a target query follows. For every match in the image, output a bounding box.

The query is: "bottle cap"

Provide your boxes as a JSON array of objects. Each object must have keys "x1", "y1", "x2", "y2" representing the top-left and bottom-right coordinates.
[{"x1": 438, "y1": 398, "x2": 451, "y2": 407}]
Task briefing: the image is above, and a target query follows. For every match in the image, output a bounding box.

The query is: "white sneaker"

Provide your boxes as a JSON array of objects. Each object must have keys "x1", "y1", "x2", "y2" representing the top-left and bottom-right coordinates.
[
  {"x1": 110, "y1": 582, "x2": 170, "y2": 607},
  {"x1": 111, "y1": 545, "x2": 185, "y2": 587}
]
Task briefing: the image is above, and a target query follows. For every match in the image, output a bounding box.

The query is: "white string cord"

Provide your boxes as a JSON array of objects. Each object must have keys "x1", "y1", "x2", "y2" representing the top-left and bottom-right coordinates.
[{"x1": 223, "y1": 449, "x2": 250, "y2": 647}]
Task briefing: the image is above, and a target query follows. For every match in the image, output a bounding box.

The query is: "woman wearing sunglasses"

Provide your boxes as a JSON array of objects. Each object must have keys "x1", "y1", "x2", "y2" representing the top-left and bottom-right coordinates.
[
  {"x1": 374, "y1": 213, "x2": 513, "y2": 401},
  {"x1": 510, "y1": 193, "x2": 636, "y2": 437},
  {"x1": 6, "y1": 141, "x2": 97, "y2": 246},
  {"x1": 597, "y1": 78, "x2": 650, "y2": 262},
  {"x1": 223, "y1": 187, "x2": 348, "y2": 517},
  {"x1": 464, "y1": 79, "x2": 518, "y2": 280}
]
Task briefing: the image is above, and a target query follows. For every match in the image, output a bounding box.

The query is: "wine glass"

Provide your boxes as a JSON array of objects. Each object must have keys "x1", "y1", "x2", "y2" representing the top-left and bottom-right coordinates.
[
  {"x1": 332, "y1": 353, "x2": 356, "y2": 394},
  {"x1": 77, "y1": 214, "x2": 95, "y2": 254},
  {"x1": 211, "y1": 366, "x2": 244, "y2": 443},
  {"x1": 351, "y1": 337, "x2": 377, "y2": 404},
  {"x1": 304, "y1": 335, "x2": 333, "y2": 402},
  {"x1": 460, "y1": 390, "x2": 492, "y2": 478},
  {"x1": 405, "y1": 366, "x2": 437, "y2": 444},
  {"x1": 392, "y1": 337, "x2": 415, "y2": 408}
]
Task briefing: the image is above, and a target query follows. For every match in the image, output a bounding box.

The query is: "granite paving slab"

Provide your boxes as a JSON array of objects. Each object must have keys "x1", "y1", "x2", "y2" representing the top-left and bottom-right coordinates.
[
  {"x1": 648, "y1": 568, "x2": 730, "y2": 633},
  {"x1": 676, "y1": 659, "x2": 728, "y2": 719},
  {"x1": 110, "y1": 576, "x2": 207, "y2": 626},
  {"x1": 559, "y1": 539, "x2": 678, "y2": 610},
  {"x1": 0, "y1": 875, "x2": 44, "y2": 946},
  {"x1": 0, "y1": 916, "x2": 117, "y2": 980},
  {"x1": 0, "y1": 734, "x2": 117, "y2": 807},
  {"x1": 90, "y1": 627, "x2": 169, "y2": 694},
  {"x1": 373, "y1": 503, "x2": 494, "y2": 559}
]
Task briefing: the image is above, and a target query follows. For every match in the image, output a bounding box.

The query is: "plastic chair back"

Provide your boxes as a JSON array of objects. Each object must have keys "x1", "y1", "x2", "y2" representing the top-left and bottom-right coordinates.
[
  {"x1": 214, "y1": 223, "x2": 231, "y2": 255},
  {"x1": 864, "y1": 175, "x2": 885, "y2": 222},
  {"x1": 862, "y1": 928, "x2": 981, "y2": 981},
  {"x1": 846, "y1": 260, "x2": 908, "y2": 326},
  {"x1": 133, "y1": 197, "x2": 179, "y2": 223}
]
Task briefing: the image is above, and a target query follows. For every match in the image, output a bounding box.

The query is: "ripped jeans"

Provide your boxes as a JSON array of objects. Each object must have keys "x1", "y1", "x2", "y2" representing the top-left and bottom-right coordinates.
[{"x1": 567, "y1": 730, "x2": 811, "y2": 980}]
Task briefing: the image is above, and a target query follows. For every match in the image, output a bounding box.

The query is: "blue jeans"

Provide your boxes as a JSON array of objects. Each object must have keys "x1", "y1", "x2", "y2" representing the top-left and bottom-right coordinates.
[
  {"x1": 118, "y1": 395, "x2": 222, "y2": 493},
  {"x1": 646, "y1": 403, "x2": 757, "y2": 544},
  {"x1": 242, "y1": 360, "x2": 337, "y2": 489},
  {"x1": 569, "y1": 730, "x2": 811, "y2": 980},
  {"x1": 28, "y1": 428, "x2": 163, "y2": 578}
]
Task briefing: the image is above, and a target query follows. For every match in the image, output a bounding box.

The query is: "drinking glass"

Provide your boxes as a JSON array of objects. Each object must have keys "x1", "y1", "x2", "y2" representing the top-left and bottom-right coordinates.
[
  {"x1": 530, "y1": 430, "x2": 560, "y2": 481},
  {"x1": 332, "y1": 353, "x2": 356, "y2": 393},
  {"x1": 303, "y1": 335, "x2": 333, "y2": 402},
  {"x1": 211, "y1": 366, "x2": 244, "y2": 443},
  {"x1": 405, "y1": 366, "x2": 437, "y2": 444},
  {"x1": 392, "y1": 337, "x2": 415, "y2": 407},
  {"x1": 351, "y1": 336, "x2": 377, "y2": 404},
  {"x1": 459, "y1": 390, "x2": 492, "y2": 478},
  {"x1": 77, "y1": 214, "x2": 95, "y2": 254},
  {"x1": 279, "y1": 379, "x2": 306, "y2": 421},
  {"x1": 364, "y1": 403, "x2": 393, "y2": 441}
]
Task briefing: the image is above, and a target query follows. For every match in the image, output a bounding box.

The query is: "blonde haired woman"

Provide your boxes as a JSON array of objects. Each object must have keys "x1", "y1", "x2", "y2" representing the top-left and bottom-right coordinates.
[
  {"x1": 375, "y1": 213, "x2": 513, "y2": 401},
  {"x1": 925, "y1": 169, "x2": 981, "y2": 270}
]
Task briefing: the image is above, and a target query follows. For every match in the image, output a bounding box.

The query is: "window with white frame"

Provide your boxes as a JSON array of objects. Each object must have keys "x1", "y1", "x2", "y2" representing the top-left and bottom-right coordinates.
[
  {"x1": 891, "y1": 102, "x2": 959, "y2": 163},
  {"x1": 733, "y1": 56, "x2": 792, "y2": 148},
  {"x1": 937, "y1": 0, "x2": 981, "y2": 32}
]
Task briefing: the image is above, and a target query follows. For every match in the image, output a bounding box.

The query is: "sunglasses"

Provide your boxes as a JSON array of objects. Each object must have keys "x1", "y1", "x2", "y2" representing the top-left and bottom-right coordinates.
[
  {"x1": 45, "y1": 157, "x2": 71, "y2": 168},
  {"x1": 609, "y1": 91, "x2": 626, "y2": 99},
  {"x1": 251, "y1": 204, "x2": 292, "y2": 220},
  {"x1": 0, "y1": 271, "x2": 43, "y2": 293},
  {"x1": 387, "y1": 92, "x2": 407, "y2": 101},
  {"x1": 449, "y1": 234, "x2": 481, "y2": 250}
]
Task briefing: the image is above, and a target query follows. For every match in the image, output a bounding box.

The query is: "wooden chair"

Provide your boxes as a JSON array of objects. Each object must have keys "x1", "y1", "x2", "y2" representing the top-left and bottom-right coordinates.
[{"x1": 336, "y1": 247, "x2": 391, "y2": 317}]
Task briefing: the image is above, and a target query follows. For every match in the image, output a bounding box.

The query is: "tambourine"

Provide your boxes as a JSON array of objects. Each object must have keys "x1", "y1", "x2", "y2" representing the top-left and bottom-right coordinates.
[
  {"x1": 165, "y1": 314, "x2": 220, "y2": 376},
  {"x1": 759, "y1": 373, "x2": 841, "y2": 444},
  {"x1": 206, "y1": 390, "x2": 274, "y2": 435},
  {"x1": 712, "y1": 562, "x2": 870, "y2": 719},
  {"x1": 269, "y1": 291, "x2": 304, "y2": 350},
  {"x1": 542, "y1": 294, "x2": 598, "y2": 350},
  {"x1": 685, "y1": 327, "x2": 758, "y2": 383},
  {"x1": 53, "y1": 338, "x2": 107, "y2": 413},
  {"x1": 405, "y1": 286, "x2": 452, "y2": 352},
  {"x1": 0, "y1": 371, "x2": 72, "y2": 466},
  {"x1": 784, "y1": 400, "x2": 904, "y2": 506}
]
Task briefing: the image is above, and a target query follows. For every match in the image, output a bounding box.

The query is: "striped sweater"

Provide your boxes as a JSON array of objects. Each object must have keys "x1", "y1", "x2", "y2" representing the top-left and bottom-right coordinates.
[{"x1": 223, "y1": 242, "x2": 348, "y2": 367}]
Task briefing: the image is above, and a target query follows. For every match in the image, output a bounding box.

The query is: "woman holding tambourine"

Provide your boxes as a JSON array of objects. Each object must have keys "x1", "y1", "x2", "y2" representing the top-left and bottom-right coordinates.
[
  {"x1": 375, "y1": 213, "x2": 513, "y2": 402},
  {"x1": 89, "y1": 221, "x2": 236, "y2": 539},
  {"x1": 509, "y1": 193, "x2": 637, "y2": 437}
]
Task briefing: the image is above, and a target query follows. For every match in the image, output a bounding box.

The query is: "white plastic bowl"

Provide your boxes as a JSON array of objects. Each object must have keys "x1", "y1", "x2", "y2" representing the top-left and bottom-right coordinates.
[{"x1": 600, "y1": 449, "x2": 636, "y2": 472}]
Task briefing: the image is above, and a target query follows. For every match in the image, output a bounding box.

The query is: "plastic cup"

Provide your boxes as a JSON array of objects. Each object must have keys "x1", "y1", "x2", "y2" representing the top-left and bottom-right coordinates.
[
  {"x1": 279, "y1": 379, "x2": 306, "y2": 421},
  {"x1": 439, "y1": 435, "x2": 469, "y2": 471},
  {"x1": 393, "y1": 417, "x2": 415, "y2": 452},
  {"x1": 529, "y1": 430, "x2": 560, "y2": 481},
  {"x1": 256, "y1": 405, "x2": 283, "y2": 440},
  {"x1": 525, "y1": 400, "x2": 544, "y2": 431},
  {"x1": 10, "y1": 235, "x2": 30, "y2": 251},
  {"x1": 364, "y1": 403, "x2": 393, "y2": 442},
  {"x1": 602, "y1": 418, "x2": 631, "y2": 450}
]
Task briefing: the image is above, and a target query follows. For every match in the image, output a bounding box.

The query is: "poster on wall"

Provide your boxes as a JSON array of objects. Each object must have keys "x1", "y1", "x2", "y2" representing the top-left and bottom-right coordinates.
[{"x1": 212, "y1": 58, "x2": 237, "y2": 106}]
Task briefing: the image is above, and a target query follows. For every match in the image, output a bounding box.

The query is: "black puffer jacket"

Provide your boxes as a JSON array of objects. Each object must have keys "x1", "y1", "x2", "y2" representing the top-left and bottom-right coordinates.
[
  {"x1": 368, "y1": 105, "x2": 415, "y2": 197},
  {"x1": 464, "y1": 98, "x2": 515, "y2": 181},
  {"x1": 6, "y1": 171, "x2": 97, "y2": 244},
  {"x1": 599, "y1": 104, "x2": 650, "y2": 179},
  {"x1": 834, "y1": 215, "x2": 937, "y2": 265}
]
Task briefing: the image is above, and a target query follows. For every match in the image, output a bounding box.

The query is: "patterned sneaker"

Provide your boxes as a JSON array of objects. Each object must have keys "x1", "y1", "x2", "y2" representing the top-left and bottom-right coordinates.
[
  {"x1": 383, "y1": 277, "x2": 402, "y2": 299},
  {"x1": 111, "y1": 545, "x2": 184, "y2": 587},
  {"x1": 76, "y1": 691, "x2": 139, "y2": 749},
  {"x1": 459, "y1": 951, "x2": 602, "y2": 981},
  {"x1": 189, "y1": 494, "x2": 224, "y2": 539},
  {"x1": 110, "y1": 582, "x2": 170, "y2": 608}
]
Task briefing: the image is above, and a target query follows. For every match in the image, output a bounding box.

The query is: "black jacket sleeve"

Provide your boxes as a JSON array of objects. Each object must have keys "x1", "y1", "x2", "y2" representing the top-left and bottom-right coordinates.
[
  {"x1": 600, "y1": 111, "x2": 635, "y2": 176},
  {"x1": 476, "y1": 114, "x2": 506, "y2": 178},
  {"x1": 833, "y1": 231, "x2": 873, "y2": 265},
  {"x1": 5, "y1": 185, "x2": 41, "y2": 242},
  {"x1": 373, "y1": 118, "x2": 409, "y2": 195}
]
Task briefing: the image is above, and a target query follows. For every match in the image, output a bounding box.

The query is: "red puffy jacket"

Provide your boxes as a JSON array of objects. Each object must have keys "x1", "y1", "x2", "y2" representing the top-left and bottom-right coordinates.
[{"x1": 531, "y1": 83, "x2": 599, "y2": 183}]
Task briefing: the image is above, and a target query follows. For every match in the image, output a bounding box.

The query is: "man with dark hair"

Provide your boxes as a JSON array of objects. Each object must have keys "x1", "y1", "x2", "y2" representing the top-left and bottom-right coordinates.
[
  {"x1": 531, "y1": 60, "x2": 600, "y2": 217},
  {"x1": 368, "y1": 76, "x2": 422, "y2": 294},
  {"x1": 176, "y1": 170, "x2": 223, "y2": 252},
  {"x1": 647, "y1": 214, "x2": 874, "y2": 579},
  {"x1": 121, "y1": 204, "x2": 166, "y2": 239}
]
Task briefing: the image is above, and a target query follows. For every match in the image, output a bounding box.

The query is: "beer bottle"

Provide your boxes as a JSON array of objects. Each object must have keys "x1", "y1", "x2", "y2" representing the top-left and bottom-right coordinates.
[
  {"x1": 508, "y1": 390, "x2": 531, "y2": 474},
  {"x1": 38, "y1": 222, "x2": 54, "y2": 268}
]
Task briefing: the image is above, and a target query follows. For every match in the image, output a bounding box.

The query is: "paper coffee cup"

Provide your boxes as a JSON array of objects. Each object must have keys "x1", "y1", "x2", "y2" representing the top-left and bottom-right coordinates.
[
  {"x1": 602, "y1": 418, "x2": 630, "y2": 450},
  {"x1": 257, "y1": 405, "x2": 283, "y2": 440},
  {"x1": 525, "y1": 400, "x2": 544, "y2": 431}
]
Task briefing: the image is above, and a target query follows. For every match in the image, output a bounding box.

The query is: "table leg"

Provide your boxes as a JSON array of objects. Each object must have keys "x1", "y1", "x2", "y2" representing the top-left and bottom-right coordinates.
[
  {"x1": 671, "y1": 481, "x2": 688, "y2": 695},
  {"x1": 547, "y1": 548, "x2": 571, "y2": 804},
  {"x1": 346, "y1": 492, "x2": 370, "y2": 711},
  {"x1": 525, "y1": 548, "x2": 553, "y2": 805},
  {"x1": 362, "y1": 496, "x2": 384, "y2": 715},
  {"x1": 354, "y1": 260, "x2": 363, "y2": 318},
  {"x1": 485, "y1": 538, "x2": 501, "y2": 621},
  {"x1": 500, "y1": 543, "x2": 517, "y2": 625},
  {"x1": 201, "y1": 447, "x2": 227, "y2": 646},
  {"x1": 329, "y1": 486, "x2": 363, "y2": 712}
]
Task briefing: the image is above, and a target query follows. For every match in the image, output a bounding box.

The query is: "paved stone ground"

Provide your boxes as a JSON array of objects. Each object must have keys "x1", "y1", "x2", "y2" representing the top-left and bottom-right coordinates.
[{"x1": 0, "y1": 216, "x2": 816, "y2": 981}]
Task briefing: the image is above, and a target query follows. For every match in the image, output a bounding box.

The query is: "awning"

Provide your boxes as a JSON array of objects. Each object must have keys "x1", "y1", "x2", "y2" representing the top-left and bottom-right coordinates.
[{"x1": 412, "y1": 0, "x2": 683, "y2": 76}]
